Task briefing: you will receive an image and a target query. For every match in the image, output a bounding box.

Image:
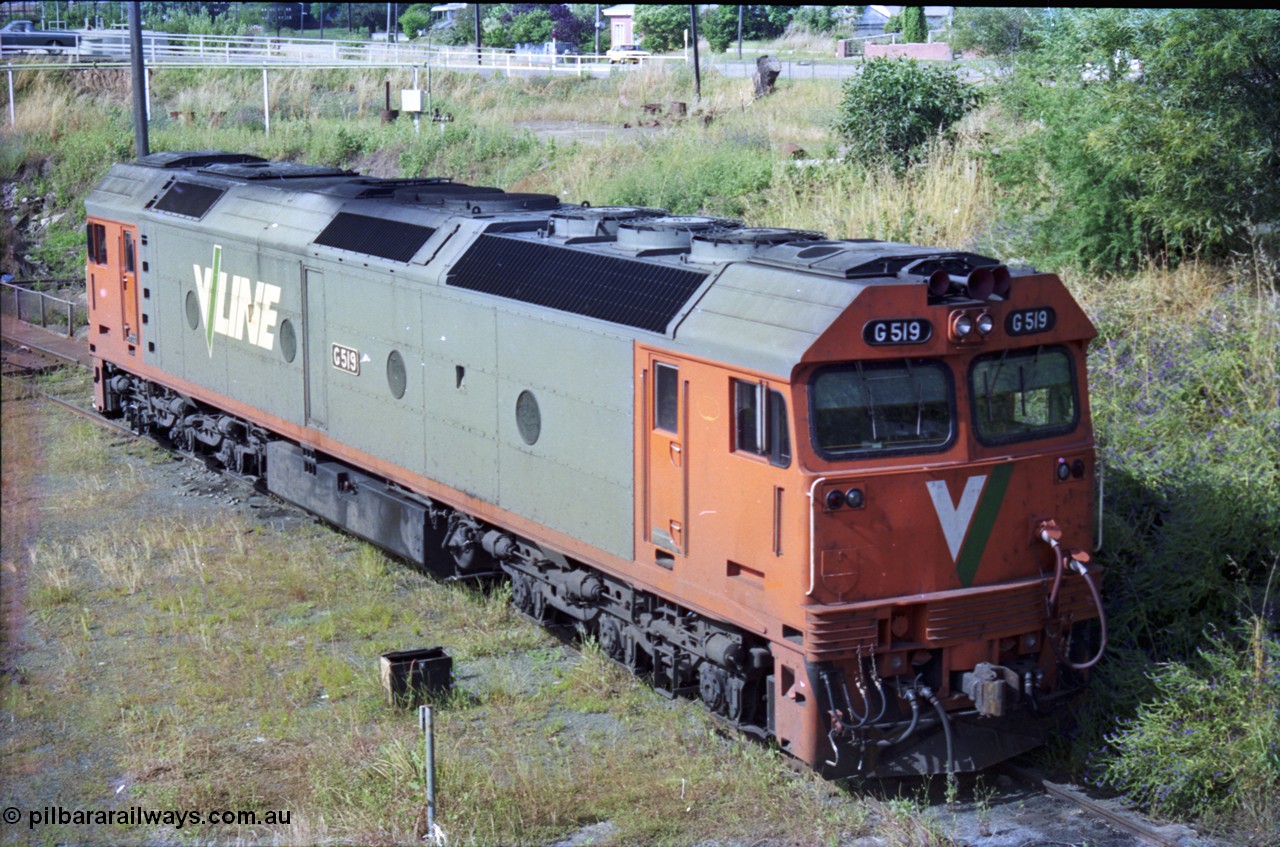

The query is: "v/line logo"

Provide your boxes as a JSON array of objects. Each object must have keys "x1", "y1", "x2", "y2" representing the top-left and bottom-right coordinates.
[
  {"x1": 925, "y1": 464, "x2": 1014, "y2": 587},
  {"x1": 192, "y1": 244, "x2": 282, "y2": 357}
]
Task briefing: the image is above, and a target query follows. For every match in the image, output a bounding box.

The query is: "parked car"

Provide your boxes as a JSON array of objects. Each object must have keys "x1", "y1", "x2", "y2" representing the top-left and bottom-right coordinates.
[
  {"x1": 606, "y1": 44, "x2": 649, "y2": 64},
  {"x1": 0, "y1": 20, "x2": 80, "y2": 52}
]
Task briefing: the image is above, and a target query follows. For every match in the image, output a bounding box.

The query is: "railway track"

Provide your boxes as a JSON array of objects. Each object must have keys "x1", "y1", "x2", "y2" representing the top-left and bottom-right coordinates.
[
  {"x1": 0, "y1": 333, "x2": 132, "y2": 435},
  {"x1": 998, "y1": 762, "x2": 1204, "y2": 847},
  {"x1": 0, "y1": 322, "x2": 1211, "y2": 847}
]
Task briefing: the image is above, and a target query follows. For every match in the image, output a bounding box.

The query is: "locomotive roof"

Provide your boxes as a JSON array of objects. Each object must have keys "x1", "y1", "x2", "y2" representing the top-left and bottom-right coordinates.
[{"x1": 86, "y1": 152, "x2": 1016, "y2": 378}]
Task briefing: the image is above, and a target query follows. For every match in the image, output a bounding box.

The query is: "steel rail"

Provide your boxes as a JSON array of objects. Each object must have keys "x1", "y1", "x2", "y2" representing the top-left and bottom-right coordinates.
[{"x1": 1000, "y1": 763, "x2": 1197, "y2": 847}]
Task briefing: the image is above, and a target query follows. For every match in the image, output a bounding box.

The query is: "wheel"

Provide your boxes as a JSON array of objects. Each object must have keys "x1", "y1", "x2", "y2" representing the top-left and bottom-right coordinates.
[{"x1": 598, "y1": 616, "x2": 625, "y2": 661}]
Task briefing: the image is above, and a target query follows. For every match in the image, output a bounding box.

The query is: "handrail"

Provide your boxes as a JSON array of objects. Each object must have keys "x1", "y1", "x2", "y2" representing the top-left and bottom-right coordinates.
[
  {"x1": 2, "y1": 31, "x2": 685, "y2": 73},
  {"x1": 0, "y1": 280, "x2": 84, "y2": 338}
]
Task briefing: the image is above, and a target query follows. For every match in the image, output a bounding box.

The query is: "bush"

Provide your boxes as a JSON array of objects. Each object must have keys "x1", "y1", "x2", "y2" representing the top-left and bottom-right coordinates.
[
  {"x1": 948, "y1": 7, "x2": 1044, "y2": 60},
  {"x1": 989, "y1": 8, "x2": 1280, "y2": 272},
  {"x1": 1093, "y1": 617, "x2": 1279, "y2": 840},
  {"x1": 633, "y1": 4, "x2": 689, "y2": 53},
  {"x1": 900, "y1": 7, "x2": 928, "y2": 43},
  {"x1": 834, "y1": 59, "x2": 980, "y2": 168}
]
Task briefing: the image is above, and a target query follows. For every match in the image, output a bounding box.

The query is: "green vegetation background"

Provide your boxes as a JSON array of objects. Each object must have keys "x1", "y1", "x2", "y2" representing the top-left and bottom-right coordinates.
[{"x1": 1, "y1": 6, "x2": 1276, "y2": 844}]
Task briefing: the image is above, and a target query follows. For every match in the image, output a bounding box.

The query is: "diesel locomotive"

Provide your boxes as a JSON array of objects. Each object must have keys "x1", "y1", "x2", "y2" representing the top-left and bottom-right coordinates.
[{"x1": 84, "y1": 151, "x2": 1105, "y2": 777}]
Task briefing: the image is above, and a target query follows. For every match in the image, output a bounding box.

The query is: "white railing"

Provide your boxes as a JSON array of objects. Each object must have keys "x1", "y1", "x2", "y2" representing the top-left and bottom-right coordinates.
[{"x1": 2, "y1": 31, "x2": 684, "y2": 74}]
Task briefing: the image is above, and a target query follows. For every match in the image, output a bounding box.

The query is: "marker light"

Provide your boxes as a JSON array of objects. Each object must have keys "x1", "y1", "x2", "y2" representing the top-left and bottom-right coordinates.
[
  {"x1": 976, "y1": 313, "x2": 995, "y2": 335},
  {"x1": 1072, "y1": 459, "x2": 1087, "y2": 479},
  {"x1": 826, "y1": 490, "x2": 844, "y2": 510}
]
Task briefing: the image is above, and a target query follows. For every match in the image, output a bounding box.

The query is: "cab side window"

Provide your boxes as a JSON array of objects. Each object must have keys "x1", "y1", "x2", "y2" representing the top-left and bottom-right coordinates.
[
  {"x1": 86, "y1": 223, "x2": 108, "y2": 265},
  {"x1": 733, "y1": 379, "x2": 791, "y2": 467},
  {"x1": 654, "y1": 363, "x2": 679, "y2": 432}
]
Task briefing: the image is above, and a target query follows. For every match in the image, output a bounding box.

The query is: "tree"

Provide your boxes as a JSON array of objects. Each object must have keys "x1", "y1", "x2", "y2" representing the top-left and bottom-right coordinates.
[
  {"x1": 633, "y1": 4, "x2": 689, "y2": 53},
  {"x1": 506, "y1": 8, "x2": 553, "y2": 45},
  {"x1": 900, "y1": 6, "x2": 928, "y2": 43},
  {"x1": 834, "y1": 58, "x2": 980, "y2": 168},
  {"x1": 792, "y1": 6, "x2": 840, "y2": 34},
  {"x1": 948, "y1": 7, "x2": 1044, "y2": 61},
  {"x1": 399, "y1": 3, "x2": 434, "y2": 38},
  {"x1": 701, "y1": 5, "x2": 735, "y2": 53},
  {"x1": 993, "y1": 8, "x2": 1280, "y2": 270},
  {"x1": 548, "y1": 5, "x2": 590, "y2": 47}
]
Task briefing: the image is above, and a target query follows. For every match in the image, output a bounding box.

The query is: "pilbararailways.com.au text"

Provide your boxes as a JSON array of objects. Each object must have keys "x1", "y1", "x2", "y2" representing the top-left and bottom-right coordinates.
[{"x1": 3, "y1": 805, "x2": 291, "y2": 830}]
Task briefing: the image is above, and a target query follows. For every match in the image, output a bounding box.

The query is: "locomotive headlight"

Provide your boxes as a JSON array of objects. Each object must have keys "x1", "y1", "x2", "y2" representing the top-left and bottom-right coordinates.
[
  {"x1": 976, "y1": 313, "x2": 994, "y2": 335},
  {"x1": 845, "y1": 488, "x2": 864, "y2": 509},
  {"x1": 952, "y1": 314, "x2": 973, "y2": 338},
  {"x1": 1056, "y1": 458, "x2": 1071, "y2": 481}
]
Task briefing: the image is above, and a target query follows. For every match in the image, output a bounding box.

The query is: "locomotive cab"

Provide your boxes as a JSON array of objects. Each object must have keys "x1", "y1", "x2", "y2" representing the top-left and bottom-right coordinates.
[{"x1": 778, "y1": 259, "x2": 1102, "y2": 777}]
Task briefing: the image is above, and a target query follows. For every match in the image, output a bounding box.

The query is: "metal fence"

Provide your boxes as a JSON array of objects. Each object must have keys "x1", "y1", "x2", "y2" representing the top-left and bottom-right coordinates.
[
  {"x1": 0, "y1": 280, "x2": 86, "y2": 338},
  {"x1": 1, "y1": 31, "x2": 684, "y2": 74}
]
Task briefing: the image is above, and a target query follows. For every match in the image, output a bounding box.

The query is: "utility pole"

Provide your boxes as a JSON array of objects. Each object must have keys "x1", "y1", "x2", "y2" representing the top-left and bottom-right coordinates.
[
  {"x1": 128, "y1": 1, "x2": 148, "y2": 158},
  {"x1": 689, "y1": 5, "x2": 700, "y2": 102},
  {"x1": 737, "y1": 5, "x2": 742, "y2": 60},
  {"x1": 474, "y1": 3, "x2": 482, "y2": 64}
]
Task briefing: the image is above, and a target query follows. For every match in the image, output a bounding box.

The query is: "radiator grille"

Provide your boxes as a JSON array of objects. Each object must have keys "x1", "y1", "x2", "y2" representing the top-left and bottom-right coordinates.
[
  {"x1": 313, "y1": 212, "x2": 435, "y2": 263},
  {"x1": 149, "y1": 181, "x2": 224, "y2": 219},
  {"x1": 447, "y1": 235, "x2": 708, "y2": 333}
]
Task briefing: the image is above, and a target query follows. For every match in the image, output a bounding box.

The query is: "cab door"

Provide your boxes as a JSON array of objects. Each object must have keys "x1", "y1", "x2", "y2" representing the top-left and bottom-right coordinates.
[
  {"x1": 119, "y1": 229, "x2": 139, "y2": 346},
  {"x1": 85, "y1": 218, "x2": 139, "y2": 360},
  {"x1": 645, "y1": 355, "x2": 688, "y2": 560}
]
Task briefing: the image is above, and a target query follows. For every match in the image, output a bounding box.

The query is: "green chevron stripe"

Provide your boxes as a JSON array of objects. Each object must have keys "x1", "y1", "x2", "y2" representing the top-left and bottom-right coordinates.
[{"x1": 954, "y1": 462, "x2": 1014, "y2": 587}]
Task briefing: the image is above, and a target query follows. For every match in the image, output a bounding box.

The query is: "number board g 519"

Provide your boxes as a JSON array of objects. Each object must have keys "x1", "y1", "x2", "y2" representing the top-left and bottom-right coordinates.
[
  {"x1": 331, "y1": 342, "x2": 361, "y2": 375},
  {"x1": 863, "y1": 318, "x2": 932, "y2": 346},
  {"x1": 1005, "y1": 307, "x2": 1056, "y2": 336}
]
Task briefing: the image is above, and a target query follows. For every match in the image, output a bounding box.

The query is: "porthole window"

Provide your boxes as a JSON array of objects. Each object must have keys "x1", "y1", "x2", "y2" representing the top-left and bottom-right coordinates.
[
  {"x1": 279, "y1": 319, "x2": 297, "y2": 363},
  {"x1": 516, "y1": 390, "x2": 541, "y2": 445},
  {"x1": 184, "y1": 290, "x2": 200, "y2": 330},
  {"x1": 386, "y1": 350, "x2": 407, "y2": 399}
]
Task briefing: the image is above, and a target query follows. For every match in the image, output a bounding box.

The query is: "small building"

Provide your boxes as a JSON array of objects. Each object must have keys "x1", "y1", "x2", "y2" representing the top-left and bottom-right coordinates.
[
  {"x1": 602, "y1": 3, "x2": 635, "y2": 48},
  {"x1": 429, "y1": 3, "x2": 468, "y2": 30}
]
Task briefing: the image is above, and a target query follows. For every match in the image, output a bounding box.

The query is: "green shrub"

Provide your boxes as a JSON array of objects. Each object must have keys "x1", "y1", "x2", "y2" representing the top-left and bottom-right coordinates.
[
  {"x1": 990, "y1": 8, "x2": 1280, "y2": 272},
  {"x1": 633, "y1": 4, "x2": 689, "y2": 53},
  {"x1": 900, "y1": 7, "x2": 928, "y2": 44},
  {"x1": 947, "y1": 7, "x2": 1045, "y2": 60},
  {"x1": 834, "y1": 59, "x2": 980, "y2": 169},
  {"x1": 1093, "y1": 617, "x2": 1279, "y2": 839}
]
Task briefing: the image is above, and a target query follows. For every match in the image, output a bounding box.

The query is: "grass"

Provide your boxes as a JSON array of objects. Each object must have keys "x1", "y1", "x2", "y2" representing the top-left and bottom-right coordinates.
[{"x1": 2, "y1": 394, "x2": 884, "y2": 846}]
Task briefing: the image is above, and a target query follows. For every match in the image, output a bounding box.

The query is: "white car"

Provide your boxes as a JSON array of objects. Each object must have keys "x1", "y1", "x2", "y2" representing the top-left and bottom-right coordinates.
[{"x1": 606, "y1": 44, "x2": 650, "y2": 64}]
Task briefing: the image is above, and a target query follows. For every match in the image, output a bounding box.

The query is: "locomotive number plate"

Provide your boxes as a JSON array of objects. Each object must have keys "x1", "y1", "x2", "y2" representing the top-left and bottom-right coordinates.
[
  {"x1": 331, "y1": 343, "x2": 361, "y2": 375},
  {"x1": 1005, "y1": 307, "x2": 1056, "y2": 336},
  {"x1": 863, "y1": 318, "x2": 932, "y2": 346}
]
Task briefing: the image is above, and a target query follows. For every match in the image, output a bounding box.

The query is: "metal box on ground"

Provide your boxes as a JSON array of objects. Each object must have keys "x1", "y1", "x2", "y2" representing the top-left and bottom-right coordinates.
[{"x1": 380, "y1": 647, "x2": 452, "y2": 706}]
